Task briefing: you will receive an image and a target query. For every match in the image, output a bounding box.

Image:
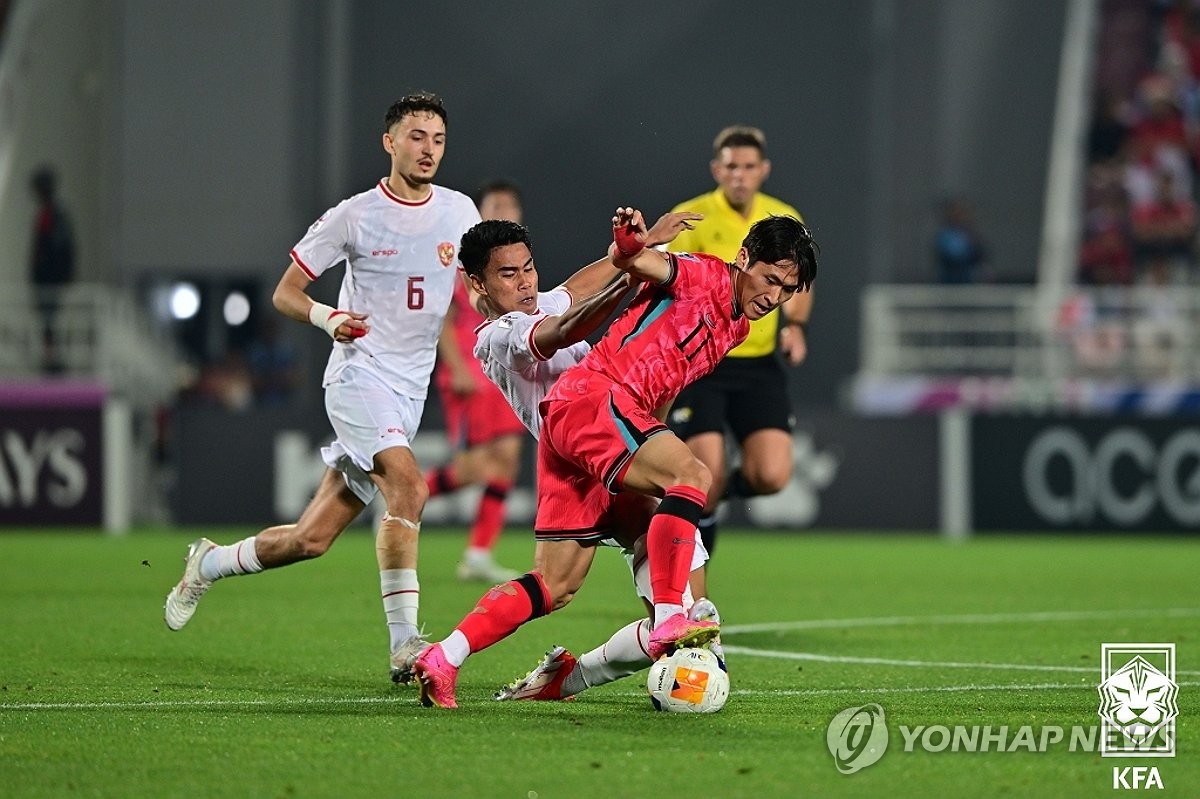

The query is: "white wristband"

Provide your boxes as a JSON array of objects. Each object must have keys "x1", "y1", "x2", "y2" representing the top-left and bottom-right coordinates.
[{"x1": 308, "y1": 302, "x2": 349, "y2": 339}]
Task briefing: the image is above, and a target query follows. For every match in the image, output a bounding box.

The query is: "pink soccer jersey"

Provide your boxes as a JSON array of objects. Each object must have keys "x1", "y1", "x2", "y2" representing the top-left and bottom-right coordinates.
[
  {"x1": 434, "y1": 276, "x2": 488, "y2": 395},
  {"x1": 550, "y1": 252, "x2": 750, "y2": 412}
]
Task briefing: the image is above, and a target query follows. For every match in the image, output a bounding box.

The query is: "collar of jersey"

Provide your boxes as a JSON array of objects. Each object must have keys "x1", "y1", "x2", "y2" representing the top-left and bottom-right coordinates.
[{"x1": 378, "y1": 179, "x2": 433, "y2": 206}]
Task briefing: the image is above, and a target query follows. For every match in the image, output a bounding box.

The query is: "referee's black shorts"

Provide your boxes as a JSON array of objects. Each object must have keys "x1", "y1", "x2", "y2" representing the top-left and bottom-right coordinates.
[{"x1": 667, "y1": 355, "x2": 795, "y2": 443}]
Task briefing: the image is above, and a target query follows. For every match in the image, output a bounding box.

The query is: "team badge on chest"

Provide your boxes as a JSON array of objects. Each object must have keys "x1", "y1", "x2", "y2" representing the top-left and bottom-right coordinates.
[{"x1": 438, "y1": 241, "x2": 456, "y2": 267}]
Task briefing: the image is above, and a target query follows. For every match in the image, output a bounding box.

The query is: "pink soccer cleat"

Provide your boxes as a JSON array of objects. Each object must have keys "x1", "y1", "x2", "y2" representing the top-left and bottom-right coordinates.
[
  {"x1": 647, "y1": 612, "x2": 720, "y2": 661},
  {"x1": 495, "y1": 646, "x2": 578, "y2": 701},
  {"x1": 414, "y1": 643, "x2": 459, "y2": 709}
]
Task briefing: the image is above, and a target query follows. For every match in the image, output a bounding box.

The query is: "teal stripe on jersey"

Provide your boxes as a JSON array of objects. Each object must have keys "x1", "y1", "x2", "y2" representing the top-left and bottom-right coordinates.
[
  {"x1": 608, "y1": 398, "x2": 640, "y2": 452},
  {"x1": 619, "y1": 294, "x2": 673, "y2": 348}
]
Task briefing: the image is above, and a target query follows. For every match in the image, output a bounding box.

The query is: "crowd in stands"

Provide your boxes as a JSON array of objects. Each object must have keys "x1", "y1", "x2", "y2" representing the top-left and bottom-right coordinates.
[
  {"x1": 1083, "y1": 0, "x2": 1200, "y2": 288},
  {"x1": 1061, "y1": 0, "x2": 1200, "y2": 377}
]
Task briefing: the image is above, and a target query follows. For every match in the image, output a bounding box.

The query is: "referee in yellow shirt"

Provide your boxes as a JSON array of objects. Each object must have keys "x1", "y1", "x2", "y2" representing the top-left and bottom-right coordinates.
[{"x1": 666, "y1": 125, "x2": 814, "y2": 556}]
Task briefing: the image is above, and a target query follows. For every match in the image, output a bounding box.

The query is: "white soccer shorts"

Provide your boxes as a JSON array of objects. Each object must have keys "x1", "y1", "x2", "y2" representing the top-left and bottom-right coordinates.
[{"x1": 321, "y1": 364, "x2": 425, "y2": 504}]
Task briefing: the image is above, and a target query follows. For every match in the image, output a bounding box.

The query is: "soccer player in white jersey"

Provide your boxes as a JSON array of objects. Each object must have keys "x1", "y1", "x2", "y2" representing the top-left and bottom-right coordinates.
[
  {"x1": 425, "y1": 213, "x2": 724, "y2": 705},
  {"x1": 164, "y1": 92, "x2": 479, "y2": 685}
]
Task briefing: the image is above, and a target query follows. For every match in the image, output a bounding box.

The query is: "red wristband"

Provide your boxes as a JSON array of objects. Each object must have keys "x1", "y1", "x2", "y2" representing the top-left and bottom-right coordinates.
[{"x1": 613, "y1": 224, "x2": 645, "y2": 258}]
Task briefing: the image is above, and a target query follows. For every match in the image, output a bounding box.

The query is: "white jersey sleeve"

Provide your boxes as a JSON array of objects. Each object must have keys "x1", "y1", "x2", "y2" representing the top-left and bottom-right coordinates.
[
  {"x1": 473, "y1": 287, "x2": 586, "y2": 438},
  {"x1": 290, "y1": 199, "x2": 356, "y2": 279}
]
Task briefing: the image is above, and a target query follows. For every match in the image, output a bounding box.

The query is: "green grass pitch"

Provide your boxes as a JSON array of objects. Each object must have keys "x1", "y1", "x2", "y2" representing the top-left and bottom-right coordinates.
[{"x1": 0, "y1": 529, "x2": 1196, "y2": 798}]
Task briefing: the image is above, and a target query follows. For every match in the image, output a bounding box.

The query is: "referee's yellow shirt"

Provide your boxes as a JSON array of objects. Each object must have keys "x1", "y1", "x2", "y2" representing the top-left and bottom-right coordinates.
[{"x1": 667, "y1": 189, "x2": 804, "y2": 358}]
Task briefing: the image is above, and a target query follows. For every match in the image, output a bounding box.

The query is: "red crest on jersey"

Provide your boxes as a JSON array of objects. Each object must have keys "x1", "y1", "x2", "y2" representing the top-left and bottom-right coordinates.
[{"x1": 438, "y1": 242, "x2": 456, "y2": 267}]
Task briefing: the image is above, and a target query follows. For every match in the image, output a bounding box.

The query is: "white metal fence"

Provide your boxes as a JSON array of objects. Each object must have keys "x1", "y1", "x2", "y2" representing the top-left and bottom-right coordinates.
[
  {"x1": 860, "y1": 284, "x2": 1200, "y2": 382},
  {"x1": 0, "y1": 284, "x2": 182, "y2": 404}
]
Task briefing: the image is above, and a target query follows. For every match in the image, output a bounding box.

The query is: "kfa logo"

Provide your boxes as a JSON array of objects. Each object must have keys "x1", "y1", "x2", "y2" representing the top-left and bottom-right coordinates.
[
  {"x1": 1112, "y1": 767, "x2": 1164, "y2": 790},
  {"x1": 1022, "y1": 427, "x2": 1200, "y2": 526},
  {"x1": 1098, "y1": 643, "x2": 1177, "y2": 758},
  {"x1": 0, "y1": 428, "x2": 88, "y2": 508}
]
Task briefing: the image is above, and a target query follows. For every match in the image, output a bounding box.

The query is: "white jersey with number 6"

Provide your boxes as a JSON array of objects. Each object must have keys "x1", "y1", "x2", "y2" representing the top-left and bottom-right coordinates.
[
  {"x1": 291, "y1": 179, "x2": 480, "y2": 400},
  {"x1": 472, "y1": 287, "x2": 588, "y2": 438}
]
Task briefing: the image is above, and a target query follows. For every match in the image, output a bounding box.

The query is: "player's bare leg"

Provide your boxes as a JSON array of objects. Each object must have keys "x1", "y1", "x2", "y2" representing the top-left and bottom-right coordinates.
[
  {"x1": 415, "y1": 540, "x2": 594, "y2": 708},
  {"x1": 621, "y1": 432, "x2": 720, "y2": 658},
  {"x1": 731, "y1": 428, "x2": 793, "y2": 496},
  {"x1": 499, "y1": 557, "x2": 720, "y2": 701},
  {"x1": 165, "y1": 469, "x2": 363, "y2": 630},
  {"x1": 370, "y1": 445, "x2": 430, "y2": 683}
]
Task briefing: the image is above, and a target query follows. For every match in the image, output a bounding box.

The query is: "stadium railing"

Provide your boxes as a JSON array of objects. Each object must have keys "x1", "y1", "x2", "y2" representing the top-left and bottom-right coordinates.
[{"x1": 854, "y1": 284, "x2": 1200, "y2": 415}]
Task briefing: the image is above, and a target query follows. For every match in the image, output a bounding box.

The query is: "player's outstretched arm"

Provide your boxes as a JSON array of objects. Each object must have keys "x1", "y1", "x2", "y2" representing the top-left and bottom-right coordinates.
[
  {"x1": 560, "y1": 212, "x2": 701, "y2": 300},
  {"x1": 273, "y1": 260, "x2": 369, "y2": 342},
  {"x1": 609, "y1": 207, "x2": 674, "y2": 284},
  {"x1": 530, "y1": 273, "x2": 634, "y2": 359}
]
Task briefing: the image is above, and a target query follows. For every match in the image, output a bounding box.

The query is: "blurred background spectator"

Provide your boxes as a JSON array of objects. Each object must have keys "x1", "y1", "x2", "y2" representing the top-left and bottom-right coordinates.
[
  {"x1": 934, "y1": 196, "x2": 987, "y2": 284},
  {"x1": 29, "y1": 164, "x2": 75, "y2": 373},
  {"x1": 245, "y1": 317, "x2": 302, "y2": 407}
]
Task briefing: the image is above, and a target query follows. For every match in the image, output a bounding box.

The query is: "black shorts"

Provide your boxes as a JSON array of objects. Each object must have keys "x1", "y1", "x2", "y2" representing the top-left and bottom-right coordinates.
[{"x1": 667, "y1": 355, "x2": 795, "y2": 443}]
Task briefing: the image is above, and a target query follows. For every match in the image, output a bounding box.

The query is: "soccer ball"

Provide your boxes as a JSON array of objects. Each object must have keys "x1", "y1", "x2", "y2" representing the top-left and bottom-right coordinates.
[{"x1": 647, "y1": 647, "x2": 729, "y2": 713}]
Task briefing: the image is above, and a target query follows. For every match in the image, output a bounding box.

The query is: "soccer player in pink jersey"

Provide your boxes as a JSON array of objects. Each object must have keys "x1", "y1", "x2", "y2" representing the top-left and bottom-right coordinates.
[
  {"x1": 425, "y1": 181, "x2": 528, "y2": 583},
  {"x1": 164, "y1": 93, "x2": 480, "y2": 686},
  {"x1": 414, "y1": 208, "x2": 817, "y2": 708}
]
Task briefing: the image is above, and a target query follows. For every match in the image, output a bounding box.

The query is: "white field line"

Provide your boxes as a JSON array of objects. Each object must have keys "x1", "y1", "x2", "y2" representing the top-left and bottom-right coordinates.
[
  {"x1": 721, "y1": 607, "x2": 1200, "y2": 635},
  {"x1": 4, "y1": 608, "x2": 1196, "y2": 712},
  {"x1": 5, "y1": 681, "x2": 1200, "y2": 710},
  {"x1": 724, "y1": 645, "x2": 1200, "y2": 676}
]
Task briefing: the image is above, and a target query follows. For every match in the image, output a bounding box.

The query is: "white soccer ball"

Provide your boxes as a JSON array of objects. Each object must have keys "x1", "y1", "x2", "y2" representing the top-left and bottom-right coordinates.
[{"x1": 647, "y1": 647, "x2": 729, "y2": 713}]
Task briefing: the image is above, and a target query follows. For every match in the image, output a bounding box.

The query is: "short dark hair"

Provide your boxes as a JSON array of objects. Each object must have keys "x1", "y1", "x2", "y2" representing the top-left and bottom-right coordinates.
[
  {"x1": 713, "y1": 125, "x2": 766, "y2": 157},
  {"x1": 384, "y1": 92, "x2": 447, "y2": 132},
  {"x1": 459, "y1": 220, "x2": 533, "y2": 279},
  {"x1": 742, "y1": 215, "x2": 818, "y2": 291},
  {"x1": 475, "y1": 178, "x2": 523, "y2": 207}
]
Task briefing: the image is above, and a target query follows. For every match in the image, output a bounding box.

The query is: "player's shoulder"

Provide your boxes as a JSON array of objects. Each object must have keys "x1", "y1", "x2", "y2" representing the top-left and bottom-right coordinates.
[
  {"x1": 538, "y1": 287, "x2": 572, "y2": 314},
  {"x1": 433, "y1": 185, "x2": 477, "y2": 212},
  {"x1": 675, "y1": 251, "x2": 727, "y2": 270},
  {"x1": 324, "y1": 182, "x2": 389, "y2": 225}
]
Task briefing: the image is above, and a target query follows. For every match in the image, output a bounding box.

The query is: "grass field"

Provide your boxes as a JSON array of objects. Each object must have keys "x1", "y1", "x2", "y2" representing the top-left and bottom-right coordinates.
[{"x1": 0, "y1": 528, "x2": 1196, "y2": 798}]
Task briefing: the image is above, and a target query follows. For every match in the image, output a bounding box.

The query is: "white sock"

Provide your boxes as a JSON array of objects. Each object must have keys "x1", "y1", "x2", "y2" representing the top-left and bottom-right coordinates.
[
  {"x1": 199, "y1": 537, "x2": 264, "y2": 582},
  {"x1": 381, "y1": 568, "x2": 419, "y2": 650},
  {"x1": 441, "y1": 630, "x2": 470, "y2": 667},
  {"x1": 464, "y1": 547, "x2": 491, "y2": 563},
  {"x1": 653, "y1": 603, "x2": 685, "y2": 628},
  {"x1": 563, "y1": 619, "x2": 651, "y2": 696}
]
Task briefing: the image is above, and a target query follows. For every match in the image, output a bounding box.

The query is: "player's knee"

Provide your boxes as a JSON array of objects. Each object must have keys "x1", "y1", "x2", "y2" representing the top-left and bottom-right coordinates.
[
  {"x1": 380, "y1": 478, "x2": 429, "y2": 518},
  {"x1": 550, "y1": 589, "x2": 577, "y2": 612},
  {"x1": 745, "y1": 461, "x2": 792, "y2": 495},
  {"x1": 673, "y1": 457, "x2": 712, "y2": 495},
  {"x1": 541, "y1": 574, "x2": 583, "y2": 611}
]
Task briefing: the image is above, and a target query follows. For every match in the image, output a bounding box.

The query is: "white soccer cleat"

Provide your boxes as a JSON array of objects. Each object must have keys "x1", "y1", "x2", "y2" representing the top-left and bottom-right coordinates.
[
  {"x1": 163, "y1": 538, "x2": 217, "y2": 630},
  {"x1": 456, "y1": 555, "x2": 520, "y2": 583},
  {"x1": 495, "y1": 645, "x2": 578, "y2": 701},
  {"x1": 689, "y1": 597, "x2": 725, "y2": 667},
  {"x1": 390, "y1": 632, "x2": 431, "y2": 685}
]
